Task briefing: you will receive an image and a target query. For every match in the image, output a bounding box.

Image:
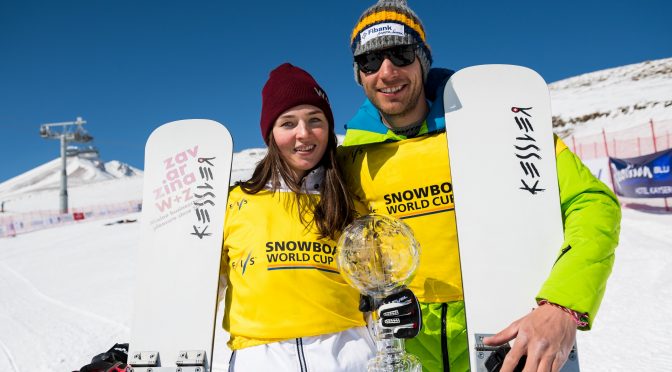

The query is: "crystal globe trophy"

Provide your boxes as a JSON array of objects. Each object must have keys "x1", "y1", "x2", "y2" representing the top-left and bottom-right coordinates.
[{"x1": 337, "y1": 214, "x2": 422, "y2": 372}]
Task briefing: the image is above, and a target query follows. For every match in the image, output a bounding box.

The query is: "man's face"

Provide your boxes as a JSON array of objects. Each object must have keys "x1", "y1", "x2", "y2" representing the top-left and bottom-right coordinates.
[{"x1": 358, "y1": 54, "x2": 426, "y2": 127}]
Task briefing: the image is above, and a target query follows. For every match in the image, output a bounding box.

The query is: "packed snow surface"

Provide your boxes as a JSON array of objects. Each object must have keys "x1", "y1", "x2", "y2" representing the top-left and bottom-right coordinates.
[{"x1": 1, "y1": 209, "x2": 670, "y2": 371}]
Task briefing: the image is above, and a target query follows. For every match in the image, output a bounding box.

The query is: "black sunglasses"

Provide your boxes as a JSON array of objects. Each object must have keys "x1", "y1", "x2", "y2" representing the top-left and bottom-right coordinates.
[{"x1": 355, "y1": 44, "x2": 418, "y2": 74}]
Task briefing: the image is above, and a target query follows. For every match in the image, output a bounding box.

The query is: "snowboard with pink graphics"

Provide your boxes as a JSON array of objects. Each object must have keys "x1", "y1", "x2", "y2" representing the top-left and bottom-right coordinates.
[{"x1": 128, "y1": 119, "x2": 233, "y2": 372}]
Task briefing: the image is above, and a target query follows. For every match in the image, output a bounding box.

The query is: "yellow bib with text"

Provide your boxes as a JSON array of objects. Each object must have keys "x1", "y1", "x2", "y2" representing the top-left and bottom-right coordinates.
[
  {"x1": 222, "y1": 187, "x2": 364, "y2": 350},
  {"x1": 339, "y1": 133, "x2": 463, "y2": 303}
]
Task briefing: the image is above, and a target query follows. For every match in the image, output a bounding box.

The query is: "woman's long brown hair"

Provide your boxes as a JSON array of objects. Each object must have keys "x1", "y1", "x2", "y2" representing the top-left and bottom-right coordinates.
[{"x1": 238, "y1": 129, "x2": 354, "y2": 240}]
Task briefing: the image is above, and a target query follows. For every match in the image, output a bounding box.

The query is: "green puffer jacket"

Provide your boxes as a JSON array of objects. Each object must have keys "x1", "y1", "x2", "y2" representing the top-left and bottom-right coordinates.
[
  {"x1": 538, "y1": 144, "x2": 621, "y2": 324},
  {"x1": 340, "y1": 67, "x2": 621, "y2": 372}
]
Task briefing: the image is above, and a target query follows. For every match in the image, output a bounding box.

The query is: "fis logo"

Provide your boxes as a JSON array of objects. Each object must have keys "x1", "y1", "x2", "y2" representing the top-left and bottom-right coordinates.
[
  {"x1": 348, "y1": 147, "x2": 364, "y2": 164},
  {"x1": 229, "y1": 198, "x2": 248, "y2": 211},
  {"x1": 231, "y1": 250, "x2": 255, "y2": 275}
]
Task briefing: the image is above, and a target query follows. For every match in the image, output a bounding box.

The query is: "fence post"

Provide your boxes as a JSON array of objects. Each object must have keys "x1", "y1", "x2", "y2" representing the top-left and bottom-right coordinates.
[
  {"x1": 602, "y1": 128, "x2": 617, "y2": 192},
  {"x1": 651, "y1": 119, "x2": 671, "y2": 211},
  {"x1": 571, "y1": 136, "x2": 577, "y2": 153},
  {"x1": 650, "y1": 119, "x2": 658, "y2": 153},
  {"x1": 601, "y1": 128, "x2": 610, "y2": 158},
  {"x1": 637, "y1": 137, "x2": 641, "y2": 156},
  {"x1": 593, "y1": 141, "x2": 598, "y2": 158},
  {"x1": 579, "y1": 142, "x2": 583, "y2": 158}
]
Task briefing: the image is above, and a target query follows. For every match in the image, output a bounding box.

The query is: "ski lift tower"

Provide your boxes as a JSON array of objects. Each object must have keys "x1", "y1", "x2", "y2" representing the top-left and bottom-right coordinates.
[{"x1": 39, "y1": 117, "x2": 94, "y2": 214}]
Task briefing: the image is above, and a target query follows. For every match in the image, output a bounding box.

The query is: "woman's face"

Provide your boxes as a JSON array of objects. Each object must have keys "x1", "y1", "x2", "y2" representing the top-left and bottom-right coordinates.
[{"x1": 272, "y1": 104, "x2": 330, "y2": 180}]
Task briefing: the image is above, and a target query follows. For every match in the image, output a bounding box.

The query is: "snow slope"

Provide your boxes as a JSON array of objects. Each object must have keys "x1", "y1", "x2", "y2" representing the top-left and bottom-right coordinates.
[
  {"x1": 0, "y1": 155, "x2": 143, "y2": 215},
  {"x1": 1, "y1": 209, "x2": 670, "y2": 371},
  {"x1": 230, "y1": 148, "x2": 266, "y2": 185},
  {"x1": 0, "y1": 218, "x2": 138, "y2": 372},
  {"x1": 550, "y1": 57, "x2": 672, "y2": 137},
  {"x1": 0, "y1": 156, "x2": 141, "y2": 196}
]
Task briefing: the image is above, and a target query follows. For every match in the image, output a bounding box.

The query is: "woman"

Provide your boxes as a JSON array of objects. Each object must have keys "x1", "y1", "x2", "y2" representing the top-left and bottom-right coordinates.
[{"x1": 221, "y1": 63, "x2": 375, "y2": 371}]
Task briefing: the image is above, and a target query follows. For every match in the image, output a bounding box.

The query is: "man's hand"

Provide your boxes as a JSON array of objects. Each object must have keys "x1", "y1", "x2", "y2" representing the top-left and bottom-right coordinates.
[
  {"x1": 483, "y1": 304, "x2": 577, "y2": 372},
  {"x1": 377, "y1": 288, "x2": 422, "y2": 339}
]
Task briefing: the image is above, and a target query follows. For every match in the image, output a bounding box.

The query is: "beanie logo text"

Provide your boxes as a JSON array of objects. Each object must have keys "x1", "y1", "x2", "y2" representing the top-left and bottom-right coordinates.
[
  {"x1": 360, "y1": 23, "x2": 405, "y2": 46},
  {"x1": 314, "y1": 87, "x2": 328, "y2": 103}
]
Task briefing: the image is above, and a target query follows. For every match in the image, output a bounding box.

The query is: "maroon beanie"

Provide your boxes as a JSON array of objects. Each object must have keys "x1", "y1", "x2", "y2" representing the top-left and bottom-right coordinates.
[{"x1": 260, "y1": 63, "x2": 334, "y2": 144}]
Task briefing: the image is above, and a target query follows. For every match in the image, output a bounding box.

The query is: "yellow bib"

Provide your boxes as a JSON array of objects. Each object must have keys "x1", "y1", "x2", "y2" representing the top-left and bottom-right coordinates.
[
  {"x1": 222, "y1": 187, "x2": 364, "y2": 350},
  {"x1": 339, "y1": 134, "x2": 570, "y2": 303},
  {"x1": 339, "y1": 133, "x2": 463, "y2": 303}
]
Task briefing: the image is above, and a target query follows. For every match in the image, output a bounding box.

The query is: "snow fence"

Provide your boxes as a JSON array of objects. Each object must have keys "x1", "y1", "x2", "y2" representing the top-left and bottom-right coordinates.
[
  {"x1": 564, "y1": 118, "x2": 672, "y2": 212},
  {"x1": 0, "y1": 200, "x2": 142, "y2": 238}
]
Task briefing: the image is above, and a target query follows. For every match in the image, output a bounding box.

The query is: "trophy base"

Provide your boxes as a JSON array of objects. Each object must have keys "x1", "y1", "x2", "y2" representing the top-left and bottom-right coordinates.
[{"x1": 367, "y1": 352, "x2": 422, "y2": 372}]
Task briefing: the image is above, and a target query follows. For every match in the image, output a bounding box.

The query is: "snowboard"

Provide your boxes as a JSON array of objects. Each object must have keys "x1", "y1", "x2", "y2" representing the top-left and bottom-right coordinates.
[
  {"x1": 443, "y1": 65, "x2": 580, "y2": 371},
  {"x1": 128, "y1": 119, "x2": 233, "y2": 372}
]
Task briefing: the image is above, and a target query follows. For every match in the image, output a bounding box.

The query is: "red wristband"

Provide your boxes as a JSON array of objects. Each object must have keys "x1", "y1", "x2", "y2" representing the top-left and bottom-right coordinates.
[{"x1": 538, "y1": 299, "x2": 589, "y2": 328}]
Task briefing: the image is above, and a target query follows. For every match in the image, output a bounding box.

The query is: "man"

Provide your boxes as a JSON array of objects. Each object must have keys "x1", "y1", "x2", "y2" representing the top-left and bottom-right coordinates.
[{"x1": 337, "y1": 1, "x2": 622, "y2": 371}]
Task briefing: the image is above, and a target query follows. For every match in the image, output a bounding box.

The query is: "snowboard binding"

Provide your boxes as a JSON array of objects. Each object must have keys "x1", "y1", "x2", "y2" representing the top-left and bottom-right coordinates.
[{"x1": 474, "y1": 334, "x2": 580, "y2": 372}]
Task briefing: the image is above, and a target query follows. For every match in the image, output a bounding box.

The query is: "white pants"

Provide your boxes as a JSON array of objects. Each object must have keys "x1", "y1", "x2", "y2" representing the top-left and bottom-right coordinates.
[{"x1": 228, "y1": 326, "x2": 376, "y2": 372}]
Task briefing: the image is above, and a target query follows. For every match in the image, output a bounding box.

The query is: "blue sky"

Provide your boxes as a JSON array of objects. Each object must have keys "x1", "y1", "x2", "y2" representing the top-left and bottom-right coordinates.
[{"x1": 1, "y1": 0, "x2": 671, "y2": 182}]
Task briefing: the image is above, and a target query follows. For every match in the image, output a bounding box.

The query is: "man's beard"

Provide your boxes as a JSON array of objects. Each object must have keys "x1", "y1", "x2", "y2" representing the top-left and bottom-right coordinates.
[{"x1": 372, "y1": 85, "x2": 424, "y2": 126}]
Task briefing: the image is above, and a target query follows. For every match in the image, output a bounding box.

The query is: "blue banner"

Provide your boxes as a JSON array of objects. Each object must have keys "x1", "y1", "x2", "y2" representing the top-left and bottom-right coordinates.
[{"x1": 610, "y1": 148, "x2": 672, "y2": 198}]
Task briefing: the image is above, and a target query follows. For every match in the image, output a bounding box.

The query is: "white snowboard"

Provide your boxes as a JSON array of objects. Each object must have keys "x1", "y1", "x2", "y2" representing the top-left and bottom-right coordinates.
[
  {"x1": 128, "y1": 119, "x2": 233, "y2": 372},
  {"x1": 444, "y1": 65, "x2": 579, "y2": 371}
]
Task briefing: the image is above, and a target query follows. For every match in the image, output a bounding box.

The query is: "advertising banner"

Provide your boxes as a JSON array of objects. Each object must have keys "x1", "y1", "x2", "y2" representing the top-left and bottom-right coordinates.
[{"x1": 610, "y1": 148, "x2": 672, "y2": 198}]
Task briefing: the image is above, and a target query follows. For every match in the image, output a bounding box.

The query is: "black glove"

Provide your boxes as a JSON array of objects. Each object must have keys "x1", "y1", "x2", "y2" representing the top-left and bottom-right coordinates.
[
  {"x1": 378, "y1": 288, "x2": 422, "y2": 339},
  {"x1": 75, "y1": 343, "x2": 130, "y2": 372},
  {"x1": 359, "y1": 293, "x2": 375, "y2": 312},
  {"x1": 78, "y1": 361, "x2": 128, "y2": 372}
]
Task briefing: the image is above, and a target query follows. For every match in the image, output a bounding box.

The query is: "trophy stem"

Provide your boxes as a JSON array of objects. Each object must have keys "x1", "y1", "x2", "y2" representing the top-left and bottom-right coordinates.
[
  {"x1": 368, "y1": 298, "x2": 421, "y2": 372},
  {"x1": 336, "y1": 214, "x2": 422, "y2": 372}
]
